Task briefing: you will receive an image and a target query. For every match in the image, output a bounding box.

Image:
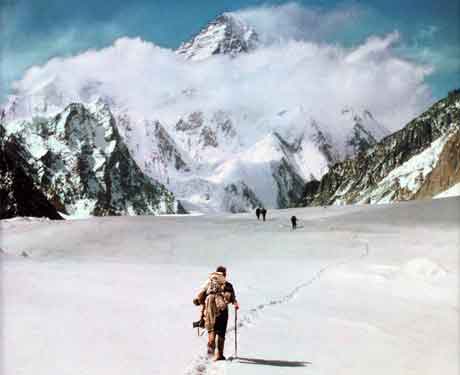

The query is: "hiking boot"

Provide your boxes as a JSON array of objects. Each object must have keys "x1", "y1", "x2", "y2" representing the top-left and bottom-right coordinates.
[{"x1": 214, "y1": 336, "x2": 226, "y2": 361}]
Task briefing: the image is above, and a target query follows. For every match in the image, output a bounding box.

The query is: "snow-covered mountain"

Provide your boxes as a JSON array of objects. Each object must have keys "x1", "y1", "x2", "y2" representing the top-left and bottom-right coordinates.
[
  {"x1": 176, "y1": 13, "x2": 259, "y2": 61},
  {"x1": 0, "y1": 124, "x2": 63, "y2": 219},
  {"x1": 300, "y1": 90, "x2": 460, "y2": 206},
  {"x1": 1, "y1": 13, "x2": 392, "y2": 213},
  {"x1": 1, "y1": 101, "x2": 178, "y2": 218},
  {"x1": 115, "y1": 104, "x2": 387, "y2": 212},
  {"x1": 341, "y1": 107, "x2": 390, "y2": 158}
]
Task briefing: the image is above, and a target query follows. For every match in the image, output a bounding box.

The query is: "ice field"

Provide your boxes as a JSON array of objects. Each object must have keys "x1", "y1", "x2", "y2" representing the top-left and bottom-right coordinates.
[{"x1": 2, "y1": 198, "x2": 459, "y2": 375}]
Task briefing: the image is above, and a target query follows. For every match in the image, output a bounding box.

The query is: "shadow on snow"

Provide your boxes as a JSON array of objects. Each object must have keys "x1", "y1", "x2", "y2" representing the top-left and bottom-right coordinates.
[{"x1": 231, "y1": 356, "x2": 311, "y2": 367}]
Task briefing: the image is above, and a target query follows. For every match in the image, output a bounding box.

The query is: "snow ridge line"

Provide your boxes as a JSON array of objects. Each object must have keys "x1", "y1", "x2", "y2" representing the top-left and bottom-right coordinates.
[{"x1": 185, "y1": 240, "x2": 370, "y2": 374}]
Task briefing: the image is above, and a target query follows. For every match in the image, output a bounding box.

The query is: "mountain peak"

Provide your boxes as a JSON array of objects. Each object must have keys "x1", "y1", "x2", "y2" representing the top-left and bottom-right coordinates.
[{"x1": 176, "y1": 13, "x2": 258, "y2": 61}]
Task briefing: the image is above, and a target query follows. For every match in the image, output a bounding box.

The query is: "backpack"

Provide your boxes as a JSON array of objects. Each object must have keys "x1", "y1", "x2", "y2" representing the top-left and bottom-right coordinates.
[{"x1": 205, "y1": 272, "x2": 227, "y2": 313}]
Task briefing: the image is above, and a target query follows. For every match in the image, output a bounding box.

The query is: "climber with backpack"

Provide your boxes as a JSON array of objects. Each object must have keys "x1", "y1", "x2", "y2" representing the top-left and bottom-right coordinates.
[{"x1": 193, "y1": 266, "x2": 239, "y2": 361}]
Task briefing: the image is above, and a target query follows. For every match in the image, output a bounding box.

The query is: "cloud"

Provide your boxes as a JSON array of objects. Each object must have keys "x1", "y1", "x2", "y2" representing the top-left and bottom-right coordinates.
[
  {"x1": 0, "y1": 0, "x2": 128, "y2": 100},
  {"x1": 231, "y1": 2, "x2": 364, "y2": 44},
  {"x1": 403, "y1": 45, "x2": 459, "y2": 74},
  {"x1": 10, "y1": 7, "x2": 433, "y2": 136}
]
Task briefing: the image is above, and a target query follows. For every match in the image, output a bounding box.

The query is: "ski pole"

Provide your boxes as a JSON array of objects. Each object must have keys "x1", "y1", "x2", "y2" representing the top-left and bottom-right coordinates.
[{"x1": 234, "y1": 306, "x2": 238, "y2": 358}]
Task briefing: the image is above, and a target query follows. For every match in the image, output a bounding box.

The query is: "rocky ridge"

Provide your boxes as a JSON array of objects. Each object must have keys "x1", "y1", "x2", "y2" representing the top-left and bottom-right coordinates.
[
  {"x1": 300, "y1": 90, "x2": 460, "y2": 206},
  {"x1": 1, "y1": 101, "x2": 178, "y2": 217},
  {"x1": 0, "y1": 124, "x2": 63, "y2": 219}
]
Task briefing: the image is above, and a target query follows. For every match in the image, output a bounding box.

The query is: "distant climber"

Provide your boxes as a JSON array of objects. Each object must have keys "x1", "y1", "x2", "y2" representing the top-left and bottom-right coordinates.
[
  {"x1": 261, "y1": 208, "x2": 267, "y2": 221},
  {"x1": 255, "y1": 207, "x2": 261, "y2": 220},
  {"x1": 291, "y1": 215, "x2": 297, "y2": 230},
  {"x1": 193, "y1": 266, "x2": 239, "y2": 361}
]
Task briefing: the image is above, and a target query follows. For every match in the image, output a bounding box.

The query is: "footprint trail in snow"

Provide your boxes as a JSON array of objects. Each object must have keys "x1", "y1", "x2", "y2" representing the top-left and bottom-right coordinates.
[{"x1": 185, "y1": 239, "x2": 370, "y2": 374}]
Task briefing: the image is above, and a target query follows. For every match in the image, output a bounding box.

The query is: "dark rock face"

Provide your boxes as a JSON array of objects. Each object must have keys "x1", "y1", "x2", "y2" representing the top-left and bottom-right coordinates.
[
  {"x1": 269, "y1": 132, "x2": 310, "y2": 208},
  {"x1": 346, "y1": 123, "x2": 377, "y2": 157},
  {"x1": 223, "y1": 181, "x2": 262, "y2": 213},
  {"x1": 199, "y1": 126, "x2": 219, "y2": 148},
  {"x1": 0, "y1": 125, "x2": 62, "y2": 219},
  {"x1": 153, "y1": 122, "x2": 188, "y2": 171},
  {"x1": 176, "y1": 200, "x2": 188, "y2": 214},
  {"x1": 176, "y1": 110, "x2": 237, "y2": 152},
  {"x1": 301, "y1": 179, "x2": 320, "y2": 207},
  {"x1": 2, "y1": 102, "x2": 177, "y2": 217},
  {"x1": 300, "y1": 90, "x2": 460, "y2": 206},
  {"x1": 272, "y1": 158, "x2": 306, "y2": 209},
  {"x1": 309, "y1": 121, "x2": 339, "y2": 165},
  {"x1": 176, "y1": 112, "x2": 204, "y2": 131}
]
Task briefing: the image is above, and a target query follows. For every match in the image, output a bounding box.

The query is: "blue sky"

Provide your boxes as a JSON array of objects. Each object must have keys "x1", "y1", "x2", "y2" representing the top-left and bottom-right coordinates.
[{"x1": 1, "y1": 0, "x2": 459, "y2": 100}]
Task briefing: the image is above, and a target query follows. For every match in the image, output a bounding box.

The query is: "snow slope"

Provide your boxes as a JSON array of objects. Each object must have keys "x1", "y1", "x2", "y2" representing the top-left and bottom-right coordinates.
[
  {"x1": 434, "y1": 183, "x2": 460, "y2": 199},
  {"x1": 2, "y1": 198, "x2": 458, "y2": 375},
  {"x1": 355, "y1": 130, "x2": 454, "y2": 204}
]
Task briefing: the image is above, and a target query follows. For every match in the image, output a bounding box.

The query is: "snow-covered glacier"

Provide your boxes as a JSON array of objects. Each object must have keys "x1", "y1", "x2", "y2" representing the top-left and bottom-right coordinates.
[{"x1": 2, "y1": 198, "x2": 458, "y2": 374}]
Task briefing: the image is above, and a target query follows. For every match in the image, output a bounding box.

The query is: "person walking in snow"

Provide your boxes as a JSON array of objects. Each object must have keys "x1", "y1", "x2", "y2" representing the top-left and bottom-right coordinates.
[
  {"x1": 193, "y1": 266, "x2": 239, "y2": 361},
  {"x1": 261, "y1": 208, "x2": 267, "y2": 221},
  {"x1": 291, "y1": 215, "x2": 298, "y2": 230},
  {"x1": 255, "y1": 207, "x2": 261, "y2": 220}
]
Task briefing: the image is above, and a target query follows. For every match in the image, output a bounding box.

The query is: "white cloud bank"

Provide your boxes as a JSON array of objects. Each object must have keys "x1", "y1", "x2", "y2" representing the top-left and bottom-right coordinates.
[
  {"x1": 233, "y1": 2, "x2": 363, "y2": 44},
  {"x1": 10, "y1": 4, "x2": 433, "y2": 133}
]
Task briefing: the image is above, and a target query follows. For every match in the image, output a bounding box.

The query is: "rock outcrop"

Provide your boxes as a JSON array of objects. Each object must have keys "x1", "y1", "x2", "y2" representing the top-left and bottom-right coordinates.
[
  {"x1": 414, "y1": 129, "x2": 460, "y2": 199},
  {"x1": 0, "y1": 125, "x2": 63, "y2": 219},
  {"x1": 300, "y1": 90, "x2": 460, "y2": 206},
  {"x1": 1, "y1": 101, "x2": 178, "y2": 217}
]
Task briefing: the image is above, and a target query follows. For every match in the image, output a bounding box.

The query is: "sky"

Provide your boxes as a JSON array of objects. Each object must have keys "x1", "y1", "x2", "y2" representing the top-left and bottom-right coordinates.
[{"x1": 1, "y1": 0, "x2": 459, "y2": 102}]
